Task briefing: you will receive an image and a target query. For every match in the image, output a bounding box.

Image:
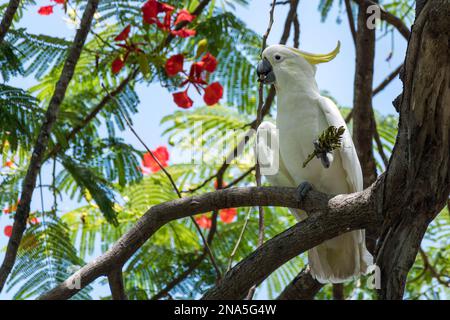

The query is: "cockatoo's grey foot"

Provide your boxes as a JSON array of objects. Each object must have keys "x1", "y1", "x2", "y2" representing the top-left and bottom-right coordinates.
[
  {"x1": 296, "y1": 181, "x2": 313, "y2": 202},
  {"x1": 313, "y1": 141, "x2": 334, "y2": 169}
]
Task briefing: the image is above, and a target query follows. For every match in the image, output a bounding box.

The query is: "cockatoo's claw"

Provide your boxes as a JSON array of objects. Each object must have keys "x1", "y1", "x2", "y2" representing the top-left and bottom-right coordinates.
[
  {"x1": 320, "y1": 152, "x2": 334, "y2": 168},
  {"x1": 313, "y1": 140, "x2": 334, "y2": 169},
  {"x1": 296, "y1": 181, "x2": 313, "y2": 202}
]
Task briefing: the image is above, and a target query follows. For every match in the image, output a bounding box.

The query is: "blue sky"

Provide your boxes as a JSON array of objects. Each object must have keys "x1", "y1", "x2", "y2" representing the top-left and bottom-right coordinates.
[{"x1": 0, "y1": 0, "x2": 408, "y2": 299}]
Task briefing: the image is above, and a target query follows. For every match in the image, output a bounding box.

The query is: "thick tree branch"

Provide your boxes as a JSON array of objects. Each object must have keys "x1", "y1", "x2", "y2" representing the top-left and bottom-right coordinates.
[
  {"x1": 0, "y1": 0, "x2": 100, "y2": 292},
  {"x1": 108, "y1": 269, "x2": 127, "y2": 300},
  {"x1": 202, "y1": 183, "x2": 381, "y2": 300},
  {"x1": 38, "y1": 185, "x2": 381, "y2": 300},
  {"x1": 152, "y1": 179, "x2": 223, "y2": 300},
  {"x1": 0, "y1": 0, "x2": 20, "y2": 44},
  {"x1": 277, "y1": 268, "x2": 323, "y2": 300}
]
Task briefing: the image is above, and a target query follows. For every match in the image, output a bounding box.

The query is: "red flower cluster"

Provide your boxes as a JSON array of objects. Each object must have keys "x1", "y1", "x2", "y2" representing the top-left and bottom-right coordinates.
[
  {"x1": 219, "y1": 208, "x2": 238, "y2": 223},
  {"x1": 195, "y1": 208, "x2": 238, "y2": 229},
  {"x1": 29, "y1": 216, "x2": 40, "y2": 225},
  {"x1": 141, "y1": 146, "x2": 170, "y2": 174},
  {"x1": 38, "y1": 0, "x2": 65, "y2": 16},
  {"x1": 4, "y1": 225, "x2": 12, "y2": 237},
  {"x1": 111, "y1": 25, "x2": 144, "y2": 74},
  {"x1": 3, "y1": 160, "x2": 14, "y2": 168},
  {"x1": 195, "y1": 215, "x2": 212, "y2": 229},
  {"x1": 165, "y1": 52, "x2": 223, "y2": 108},
  {"x1": 3, "y1": 201, "x2": 18, "y2": 214},
  {"x1": 141, "y1": 1, "x2": 196, "y2": 38}
]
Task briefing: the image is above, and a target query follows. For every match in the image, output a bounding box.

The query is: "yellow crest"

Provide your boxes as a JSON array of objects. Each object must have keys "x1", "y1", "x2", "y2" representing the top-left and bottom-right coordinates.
[{"x1": 288, "y1": 41, "x2": 340, "y2": 65}]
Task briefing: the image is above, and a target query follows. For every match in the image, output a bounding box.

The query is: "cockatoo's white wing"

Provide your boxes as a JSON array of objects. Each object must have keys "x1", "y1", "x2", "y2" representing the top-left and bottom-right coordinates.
[
  {"x1": 318, "y1": 97, "x2": 363, "y2": 192},
  {"x1": 256, "y1": 121, "x2": 296, "y2": 187},
  {"x1": 257, "y1": 121, "x2": 307, "y2": 221}
]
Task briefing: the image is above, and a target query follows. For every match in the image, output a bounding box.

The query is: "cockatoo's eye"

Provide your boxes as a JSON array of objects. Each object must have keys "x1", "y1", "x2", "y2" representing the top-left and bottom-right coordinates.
[{"x1": 274, "y1": 54, "x2": 282, "y2": 61}]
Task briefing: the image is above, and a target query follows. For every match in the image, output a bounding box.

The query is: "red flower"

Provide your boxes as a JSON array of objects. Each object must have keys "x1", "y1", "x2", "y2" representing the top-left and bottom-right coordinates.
[
  {"x1": 170, "y1": 29, "x2": 196, "y2": 38},
  {"x1": 29, "y1": 217, "x2": 40, "y2": 225},
  {"x1": 158, "y1": 11, "x2": 173, "y2": 31},
  {"x1": 52, "y1": 0, "x2": 65, "y2": 3},
  {"x1": 4, "y1": 225, "x2": 12, "y2": 237},
  {"x1": 165, "y1": 54, "x2": 184, "y2": 77},
  {"x1": 174, "y1": 9, "x2": 195, "y2": 25},
  {"x1": 142, "y1": 0, "x2": 174, "y2": 25},
  {"x1": 201, "y1": 53, "x2": 218, "y2": 73},
  {"x1": 184, "y1": 61, "x2": 207, "y2": 85},
  {"x1": 203, "y1": 82, "x2": 223, "y2": 106},
  {"x1": 112, "y1": 57, "x2": 125, "y2": 74},
  {"x1": 195, "y1": 215, "x2": 212, "y2": 229},
  {"x1": 213, "y1": 180, "x2": 227, "y2": 189},
  {"x1": 142, "y1": 146, "x2": 170, "y2": 173},
  {"x1": 38, "y1": 6, "x2": 54, "y2": 16},
  {"x1": 114, "y1": 25, "x2": 131, "y2": 41},
  {"x1": 173, "y1": 90, "x2": 194, "y2": 109},
  {"x1": 4, "y1": 160, "x2": 13, "y2": 168},
  {"x1": 219, "y1": 208, "x2": 237, "y2": 224}
]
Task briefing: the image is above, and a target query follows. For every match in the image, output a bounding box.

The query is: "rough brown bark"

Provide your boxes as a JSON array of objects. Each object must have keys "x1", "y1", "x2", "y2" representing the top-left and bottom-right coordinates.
[
  {"x1": 375, "y1": 0, "x2": 450, "y2": 299},
  {"x1": 353, "y1": 0, "x2": 378, "y2": 187},
  {"x1": 0, "y1": 0, "x2": 21, "y2": 44},
  {"x1": 332, "y1": 284, "x2": 345, "y2": 300},
  {"x1": 108, "y1": 269, "x2": 127, "y2": 300},
  {"x1": 201, "y1": 184, "x2": 380, "y2": 300},
  {"x1": 38, "y1": 185, "x2": 381, "y2": 300},
  {"x1": 345, "y1": 0, "x2": 357, "y2": 44},
  {"x1": 277, "y1": 268, "x2": 323, "y2": 300},
  {"x1": 0, "y1": 0, "x2": 100, "y2": 292}
]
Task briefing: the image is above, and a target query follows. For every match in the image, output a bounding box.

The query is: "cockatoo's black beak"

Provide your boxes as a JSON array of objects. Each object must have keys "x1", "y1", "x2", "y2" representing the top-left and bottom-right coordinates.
[{"x1": 257, "y1": 58, "x2": 276, "y2": 84}]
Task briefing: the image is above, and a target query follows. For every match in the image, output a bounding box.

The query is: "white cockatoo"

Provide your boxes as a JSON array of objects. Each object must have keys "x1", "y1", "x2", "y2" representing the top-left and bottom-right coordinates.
[{"x1": 256, "y1": 42, "x2": 373, "y2": 284}]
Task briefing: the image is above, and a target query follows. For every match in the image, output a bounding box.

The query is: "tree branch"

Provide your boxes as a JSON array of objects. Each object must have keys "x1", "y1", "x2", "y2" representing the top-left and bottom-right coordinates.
[
  {"x1": 0, "y1": 0, "x2": 100, "y2": 292},
  {"x1": 372, "y1": 64, "x2": 403, "y2": 96},
  {"x1": 277, "y1": 268, "x2": 323, "y2": 300},
  {"x1": 108, "y1": 269, "x2": 127, "y2": 300},
  {"x1": 0, "y1": 0, "x2": 21, "y2": 44},
  {"x1": 152, "y1": 178, "x2": 223, "y2": 300},
  {"x1": 344, "y1": 63, "x2": 402, "y2": 124},
  {"x1": 45, "y1": 69, "x2": 139, "y2": 161},
  {"x1": 38, "y1": 184, "x2": 381, "y2": 300},
  {"x1": 352, "y1": 0, "x2": 411, "y2": 40},
  {"x1": 344, "y1": 0, "x2": 357, "y2": 44},
  {"x1": 202, "y1": 183, "x2": 381, "y2": 300}
]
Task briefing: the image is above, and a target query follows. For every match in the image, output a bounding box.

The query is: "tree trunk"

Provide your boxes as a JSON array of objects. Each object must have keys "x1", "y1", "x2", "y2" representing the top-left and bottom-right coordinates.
[
  {"x1": 0, "y1": 0, "x2": 21, "y2": 44},
  {"x1": 353, "y1": 0, "x2": 378, "y2": 187},
  {"x1": 0, "y1": 0, "x2": 100, "y2": 292},
  {"x1": 375, "y1": 0, "x2": 450, "y2": 299}
]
